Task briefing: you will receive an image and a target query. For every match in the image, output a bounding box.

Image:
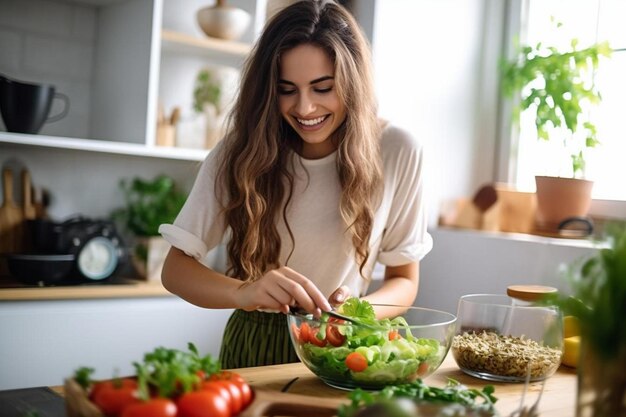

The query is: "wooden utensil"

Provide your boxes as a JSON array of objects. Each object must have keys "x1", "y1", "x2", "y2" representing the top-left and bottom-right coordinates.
[
  {"x1": 0, "y1": 168, "x2": 24, "y2": 253},
  {"x1": 22, "y1": 169, "x2": 36, "y2": 221}
]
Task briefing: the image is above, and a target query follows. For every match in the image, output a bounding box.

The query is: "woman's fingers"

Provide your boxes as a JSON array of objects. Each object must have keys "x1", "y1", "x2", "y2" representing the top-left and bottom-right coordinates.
[
  {"x1": 236, "y1": 267, "x2": 331, "y2": 315},
  {"x1": 329, "y1": 285, "x2": 351, "y2": 307},
  {"x1": 278, "y1": 267, "x2": 332, "y2": 313}
]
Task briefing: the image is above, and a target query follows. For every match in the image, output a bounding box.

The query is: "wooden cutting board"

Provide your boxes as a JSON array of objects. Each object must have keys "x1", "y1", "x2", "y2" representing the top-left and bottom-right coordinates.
[{"x1": 0, "y1": 168, "x2": 24, "y2": 254}]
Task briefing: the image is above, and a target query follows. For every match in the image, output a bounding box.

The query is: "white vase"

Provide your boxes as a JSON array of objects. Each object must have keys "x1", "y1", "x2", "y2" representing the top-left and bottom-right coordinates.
[
  {"x1": 197, "y1": 0, "x2": 251, "y2": 41},
  {"x1": 203, "y1": 103, "x2": 225, "y2": 149}
]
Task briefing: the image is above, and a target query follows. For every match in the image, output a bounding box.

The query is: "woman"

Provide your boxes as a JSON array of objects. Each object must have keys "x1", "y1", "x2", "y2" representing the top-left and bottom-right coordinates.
[{"x1": 159, "y1": 0, "x2": 432, "y2": 368}]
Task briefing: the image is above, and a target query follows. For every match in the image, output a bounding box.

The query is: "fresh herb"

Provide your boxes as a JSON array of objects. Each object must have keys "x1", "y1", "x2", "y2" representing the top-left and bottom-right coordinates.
[
  {"x1": 72, "y1": 366, "x2": 95, "y2": 390},
  {"x1": 134, "y1": 342, "x2": 221, "y2": 398},
  {"x1": 337, "y1": 378, "x2": 497, "y2": 417}
]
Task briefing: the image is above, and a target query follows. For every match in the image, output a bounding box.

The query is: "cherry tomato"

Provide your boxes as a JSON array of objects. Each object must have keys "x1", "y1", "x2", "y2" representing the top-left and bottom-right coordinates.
[
  {"x1": 200, "y1": 380, "x2": 232, "y2": 411},
  {"x1": 307, "y1": 327, "x2": 328, "y2": 347},
  {"x1": 345, "y1": 352, "x2": 368, "y2": 372},
  {"x1": 325, "y1": 322, "x2": 346, "y2": 347},
  {"x1": 120, "y1": 398, "x2": 177, "y2": 417},
  {"x1": 232, "y1": 378, "x2": 253, "y2": 407},
  {"x1": 417, "y1": 361, "x2": 430, "y2": 377},
  {"x1": 209, "y1": 371, "x2": 253, "y2": 408},
  {"x1": 389, "y1": 330, "x2": 401, "y2": 341},
  {"x1": 213, "y1": 380, "x2": 243, "y2": 414},
  {"x1": 299, "y1": 322, "x2": 312, "y2": 345},
  {"x1": 177, "y1": 391, "x2": 230, "y2": 417},
  {"x1": 92, "y1": 379, "x2": 141, "y2": 417},
  {"x1": 90, "y1": 378, "x2": 137, "y2": 402}
]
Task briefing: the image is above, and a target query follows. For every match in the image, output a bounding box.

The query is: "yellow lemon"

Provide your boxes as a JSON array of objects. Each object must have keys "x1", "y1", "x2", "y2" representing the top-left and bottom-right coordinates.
[
  {"x1": 562, "y1": 335, "x2": 581, "y2": 368},
  {"x1": 563, "y1": 315, "x2": 581, "y2": 338}
]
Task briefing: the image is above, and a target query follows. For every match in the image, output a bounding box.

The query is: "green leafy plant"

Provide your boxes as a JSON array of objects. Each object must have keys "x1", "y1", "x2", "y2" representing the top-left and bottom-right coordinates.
[
  {"x1": 193, "y1": 69, "x2": 221, "y2": 113},
  {"x1": 500, "y1": 22, "x2": 611, "y2": 178},
  {"x1": 111, "y1": 175, "x2": 187, "y2": 237},
  {"x1": 541, "y1": 224, "x2": 626, "y2": 416}
]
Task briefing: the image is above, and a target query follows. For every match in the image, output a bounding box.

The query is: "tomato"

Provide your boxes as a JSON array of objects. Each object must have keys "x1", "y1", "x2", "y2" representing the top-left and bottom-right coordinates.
[
  {"x1": 208, "y1": 371, "x2": 253, "y2": 409},
  {"x1": 325, "y1": 322, "x2": 346, "y2": 347},
  {"x1": 345, "y1": 352, "x2": 368, "y2": 372},
  {"x1": 90, "y1": 378, "x2": 137, "y2": 402},
  {"x1": 200, "y1": 380, "x2": 232, "y2": 411},
  {"x1": 232, "y1": 378, "x2": 253, "y2": 407},
  {"x1": 388, "y1": 330, "x2": 401, "y2": 341},
  {"x1": 299, "y1": 322, "x2": 312, "y2": 345},
  {"x1": 307, "y1": 327, "x2": 328, "y2": 347},
  {"x1": 92, "y1": 379, "x2": 141, "y2": 417},
  {"x1": 120, "y1": 398, "x2": 177, "y2": 417},
  {"x1": 177, "y1": 391, "x2": 230, "y2": 417},
  {"x1": 417, "y1": 361, "x2": 430, "y2": 377},
  {"x1": 213, "y1": 380, "x2": 243, "y2": 414}
]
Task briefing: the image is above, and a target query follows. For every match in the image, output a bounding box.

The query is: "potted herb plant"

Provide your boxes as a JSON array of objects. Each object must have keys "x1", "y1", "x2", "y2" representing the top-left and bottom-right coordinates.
[
  {"x1": 501, "y1": 28, "x2": 611, "y2": 233},
  {"x1": 193, "y1": 68, "x2": 225, "y2": 149},
  {"x1": 542, "y1": 225, "x2": 626, "y2": 417},
  {"x1": 111, "y1": 175, "x2": 186, "y2": 281}
]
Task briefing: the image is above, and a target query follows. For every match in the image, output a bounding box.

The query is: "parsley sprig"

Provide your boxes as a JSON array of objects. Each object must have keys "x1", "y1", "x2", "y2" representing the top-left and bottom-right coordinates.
[{"x1": 337, "y1": 378, "x2": 497, "y2": 417}]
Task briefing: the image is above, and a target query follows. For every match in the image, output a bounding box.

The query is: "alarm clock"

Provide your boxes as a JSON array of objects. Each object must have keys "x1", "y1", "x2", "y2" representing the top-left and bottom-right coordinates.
[{"x1": 28, "y1": 216, "x2": 127, "y2": 283}]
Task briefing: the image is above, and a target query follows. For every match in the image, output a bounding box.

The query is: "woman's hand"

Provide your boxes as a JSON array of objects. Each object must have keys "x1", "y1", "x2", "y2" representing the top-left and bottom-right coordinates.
[
  {"x1": 329, "y1": 285, "x2": 351, "y2": 308},
  {"x1": 235, "y1": 266, "x2": 332, "y2": 316}
]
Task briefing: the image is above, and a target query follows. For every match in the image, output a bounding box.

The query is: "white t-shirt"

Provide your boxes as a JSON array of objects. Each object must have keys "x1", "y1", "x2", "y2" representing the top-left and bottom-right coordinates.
[{"x1": 159, "y1": 124, "x2": 432, "y2": 297}]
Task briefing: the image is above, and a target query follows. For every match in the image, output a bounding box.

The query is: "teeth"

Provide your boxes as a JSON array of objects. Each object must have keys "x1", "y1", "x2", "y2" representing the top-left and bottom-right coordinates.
[{"x1": 297, "y1": 116, "x2": 326, "y2": 126}]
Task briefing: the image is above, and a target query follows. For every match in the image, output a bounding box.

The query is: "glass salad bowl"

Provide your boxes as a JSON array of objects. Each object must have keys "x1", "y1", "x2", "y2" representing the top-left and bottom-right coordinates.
[
  {"x1": 287, "y1": 303, "x2": 457, "y2": 390},
  {"x1": 451, "y1": 294, "x2": 563, "y2": 382}
]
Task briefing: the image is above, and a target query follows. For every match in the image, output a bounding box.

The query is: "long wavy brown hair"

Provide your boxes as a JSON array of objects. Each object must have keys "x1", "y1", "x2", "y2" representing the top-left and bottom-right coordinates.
[{"x1": 216, "y1": 0, "x2": 382, "y2": 282}]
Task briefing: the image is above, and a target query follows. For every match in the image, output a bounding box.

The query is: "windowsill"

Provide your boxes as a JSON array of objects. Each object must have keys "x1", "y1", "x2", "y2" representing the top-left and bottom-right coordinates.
[{"x1": 433, "y1": 225, "x2": 607, "y2": 250}]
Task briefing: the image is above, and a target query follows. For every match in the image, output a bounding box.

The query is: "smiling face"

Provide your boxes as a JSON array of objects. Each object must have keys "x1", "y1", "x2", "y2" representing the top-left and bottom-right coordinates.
[{"x1": 278, "y1": 43, "x2": 347, "y2": 159}]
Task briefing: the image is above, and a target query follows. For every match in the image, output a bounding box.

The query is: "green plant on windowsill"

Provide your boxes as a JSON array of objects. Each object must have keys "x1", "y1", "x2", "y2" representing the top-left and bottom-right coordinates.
[{"x1": 500, "y1": 23, "x2": 612, "y2": 178}]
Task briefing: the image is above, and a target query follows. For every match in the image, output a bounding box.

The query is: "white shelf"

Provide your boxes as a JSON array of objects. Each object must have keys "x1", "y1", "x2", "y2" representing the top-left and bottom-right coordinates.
[
  {"x1": 161, "y1": 29, "x2": 252, "y2": 59},
  {"x1": 0, "y1": 132, "x2": 209, "y2": 162}
]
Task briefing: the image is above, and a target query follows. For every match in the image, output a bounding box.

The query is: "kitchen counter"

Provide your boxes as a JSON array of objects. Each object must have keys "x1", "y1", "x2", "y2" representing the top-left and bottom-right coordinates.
[
  {"x1": 0, "y1": 279, "x2": 171, "y2": 301},
  {"x1": 47, "y1": 354, "x2": 577, "y2": 417},
  {"x1": 235, "y1": 355, "x2": 577, "y2": 416}
]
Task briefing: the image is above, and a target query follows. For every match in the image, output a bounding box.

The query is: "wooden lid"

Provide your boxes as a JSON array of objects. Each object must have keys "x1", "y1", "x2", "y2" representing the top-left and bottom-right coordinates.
[{"x1": 507, "y1": 285, "x2": 558, "y2": 302}]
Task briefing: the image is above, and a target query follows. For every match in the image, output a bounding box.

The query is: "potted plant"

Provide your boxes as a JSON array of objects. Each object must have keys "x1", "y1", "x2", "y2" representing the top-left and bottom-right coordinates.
[
  {"x1": 193, "y1": 68, "x2": 225, "y2": 149},
  {"x1": 542, "y1": 224, "x2": 626, "y2": 417},
  {"x1": 111, "y1": 175, "x2": 186, "y2": 281},
  {"x1": 501, "y1": 27, "x2": 611, "y2": 233}
]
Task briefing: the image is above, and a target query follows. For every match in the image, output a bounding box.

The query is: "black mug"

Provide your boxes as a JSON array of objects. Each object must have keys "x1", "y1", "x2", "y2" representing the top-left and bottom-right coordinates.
[{"x1": 0, "y1": 73, "x2": 69, "y2": 134}]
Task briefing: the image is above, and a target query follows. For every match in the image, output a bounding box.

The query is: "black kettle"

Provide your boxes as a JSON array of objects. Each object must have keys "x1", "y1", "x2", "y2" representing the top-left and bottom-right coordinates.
[{"x1": 0, "y1": 73, "x2": 69, "y2": 134}]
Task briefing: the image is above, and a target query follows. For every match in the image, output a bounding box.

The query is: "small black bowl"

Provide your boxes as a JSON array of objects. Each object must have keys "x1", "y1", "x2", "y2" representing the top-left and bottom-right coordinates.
[{"x1": 6, "y1": 254, "x2": 75, "y2": 285}]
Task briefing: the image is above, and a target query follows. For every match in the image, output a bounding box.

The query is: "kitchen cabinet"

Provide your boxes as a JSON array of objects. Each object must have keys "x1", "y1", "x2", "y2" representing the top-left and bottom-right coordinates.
[
  {"x1": 0, "y1": 0, "x2": 269, "y2": 160},
  {"x1": 0, "y1": 293, "x2": 234, "y2": 390}
]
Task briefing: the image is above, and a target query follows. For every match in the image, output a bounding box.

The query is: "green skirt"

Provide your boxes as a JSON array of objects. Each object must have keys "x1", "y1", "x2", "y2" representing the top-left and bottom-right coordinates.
[{"x1": 219, "y1": 309, "x2": 300, "y2": 369}]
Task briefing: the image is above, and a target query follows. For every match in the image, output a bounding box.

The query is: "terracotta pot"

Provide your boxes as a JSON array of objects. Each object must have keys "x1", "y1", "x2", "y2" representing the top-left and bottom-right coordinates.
[{"x1": 534, "y1": 176, "x2": 593, "y2": 233}]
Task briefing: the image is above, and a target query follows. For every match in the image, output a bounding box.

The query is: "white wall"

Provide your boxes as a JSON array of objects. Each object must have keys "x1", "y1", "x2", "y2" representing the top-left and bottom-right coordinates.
[
  {"x1": 371, "y1": 0, "x2": 506, "y2": 227},
  {"x1": 417, "y1": 228, "x2": 598, "y2": 314}
]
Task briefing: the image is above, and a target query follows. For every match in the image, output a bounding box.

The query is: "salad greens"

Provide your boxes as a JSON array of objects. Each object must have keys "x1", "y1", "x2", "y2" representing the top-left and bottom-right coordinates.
[
  {"x1": 292, "y1": 298, "x2": 447, "y2": 388},
  {"x1": 336, "y1": 378, "x2": 497, "y2": 417}
]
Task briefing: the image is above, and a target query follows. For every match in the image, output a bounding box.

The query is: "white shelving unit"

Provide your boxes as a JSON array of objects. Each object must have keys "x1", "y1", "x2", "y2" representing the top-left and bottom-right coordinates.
[{"x1": 0, "y1": 0, "x2": 267, "y2": 161}]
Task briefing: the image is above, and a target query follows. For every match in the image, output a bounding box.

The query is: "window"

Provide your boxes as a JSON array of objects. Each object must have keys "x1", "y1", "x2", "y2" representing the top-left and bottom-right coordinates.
[{"x1": 511, "y1": 0, "x2": 626, "y2": 203}]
